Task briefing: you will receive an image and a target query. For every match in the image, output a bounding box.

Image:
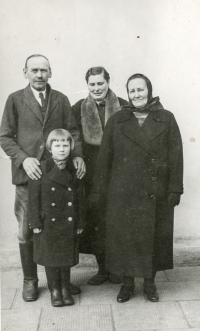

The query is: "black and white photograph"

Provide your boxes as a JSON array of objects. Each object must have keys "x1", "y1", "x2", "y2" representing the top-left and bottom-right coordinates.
[{"x1": 0, "y1": 0, "x2": 200, "y2": 330}]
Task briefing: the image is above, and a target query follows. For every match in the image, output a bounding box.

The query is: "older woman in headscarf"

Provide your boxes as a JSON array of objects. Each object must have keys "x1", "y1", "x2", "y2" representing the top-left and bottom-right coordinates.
[
  {"x1": 90, "y1": 73, "x2": 183, "y2": 302},
  {"x1": 72, "y1": 67, "x2": 128, "y2": 285}
]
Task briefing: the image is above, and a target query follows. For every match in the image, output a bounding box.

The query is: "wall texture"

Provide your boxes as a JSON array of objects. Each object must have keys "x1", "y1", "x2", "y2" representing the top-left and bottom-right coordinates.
[{"x1": 0, "y1": 0, "x2": 200, "y2": 264}]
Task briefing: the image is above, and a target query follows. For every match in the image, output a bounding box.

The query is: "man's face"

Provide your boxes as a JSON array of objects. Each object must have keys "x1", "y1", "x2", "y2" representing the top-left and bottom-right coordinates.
[
  {"x1": 23, "y1": 56, "x2": 52, "y2": 91},
  {"x1": 87, "y1": 73, "x2": 109, "y2": 101}
]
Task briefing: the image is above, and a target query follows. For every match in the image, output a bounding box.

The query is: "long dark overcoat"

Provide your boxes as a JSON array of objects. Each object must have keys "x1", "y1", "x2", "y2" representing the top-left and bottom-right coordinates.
[
  {"x1": 72, "y1": 96, "x2": 128, "y2": 254},
  {"x1": 28, "y1": 158, "x2": 85, "y2": 267},
  {"x1": 92, "y1": 99, "x2": 183, "y2": 278}
]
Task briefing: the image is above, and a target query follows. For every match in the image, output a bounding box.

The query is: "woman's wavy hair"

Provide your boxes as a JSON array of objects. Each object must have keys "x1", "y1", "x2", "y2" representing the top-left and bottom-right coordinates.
[
  {"x1": 85, "y1": 67, "x2": 110, "y2": 83},
  {"x1": 126, "y1": 73, "x2": 153, "y2": 103}
]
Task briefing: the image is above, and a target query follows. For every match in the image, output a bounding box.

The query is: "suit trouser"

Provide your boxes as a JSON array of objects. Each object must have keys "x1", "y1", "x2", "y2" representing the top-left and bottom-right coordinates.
[{"x1": 15, "y1": 184, "x2": 33, "y2": 244}]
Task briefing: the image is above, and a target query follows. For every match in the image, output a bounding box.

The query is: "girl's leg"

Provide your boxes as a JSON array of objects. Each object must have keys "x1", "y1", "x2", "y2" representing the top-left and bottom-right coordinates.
[
  {"x1": 144, "y1": 270, "x2": 159, "y2": 302},
  {"x1": 60, "y1": 267, "x2": 74, "y2": 306},
  {"x1": 45, "y1": 267, "x2": 63, "y2": 307},
  {"x1": 64, "y1": 268, "x2": 81, "y2": 295},
  {"x1": 117, "y1": 276, "x2": 135, "y2": 303}
]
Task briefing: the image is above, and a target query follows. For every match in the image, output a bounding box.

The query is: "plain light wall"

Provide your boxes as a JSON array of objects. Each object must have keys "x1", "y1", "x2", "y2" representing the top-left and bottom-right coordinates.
[{"x1": 0, "y1": 0, "x2": 200, "y2": 241}]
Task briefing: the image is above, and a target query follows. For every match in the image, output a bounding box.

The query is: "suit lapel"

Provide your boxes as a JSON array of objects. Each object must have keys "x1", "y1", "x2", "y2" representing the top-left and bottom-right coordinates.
[
  {"x1": 23, "y1": 85, "x2": 43, "y2": 123},
  {"x1": 43, "y1": 87, "x2": 58, "y2": 126}
]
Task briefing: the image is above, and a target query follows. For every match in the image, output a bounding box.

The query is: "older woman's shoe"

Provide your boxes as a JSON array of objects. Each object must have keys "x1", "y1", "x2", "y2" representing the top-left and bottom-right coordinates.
[
  {"x1": 144, "y1": 283, "x2": 159, "y2": 302},
  {"x1": 117, "y1": 285, "x2": 134, "y2": 303}
]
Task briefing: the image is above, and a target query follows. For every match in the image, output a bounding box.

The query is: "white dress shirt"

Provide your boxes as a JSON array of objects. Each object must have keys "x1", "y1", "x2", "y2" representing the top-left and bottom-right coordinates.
[{"x1": 30, "y1": 86, "x2": 46, "y2": 106}]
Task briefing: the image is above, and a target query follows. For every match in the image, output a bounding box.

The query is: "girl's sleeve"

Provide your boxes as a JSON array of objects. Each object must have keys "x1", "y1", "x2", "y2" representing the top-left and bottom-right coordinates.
[{"x1": 28, "y1": 177, "x2": 43, "y2": 229}]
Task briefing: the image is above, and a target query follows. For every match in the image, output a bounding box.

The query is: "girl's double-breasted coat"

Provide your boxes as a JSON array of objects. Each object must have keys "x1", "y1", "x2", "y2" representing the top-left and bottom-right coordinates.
[
  {"x1": 92, "y1": 98, "x2": 183, "y2": 278},
  {"x1": 28, "y1": 158, "x2": 85, "y2": 267}
]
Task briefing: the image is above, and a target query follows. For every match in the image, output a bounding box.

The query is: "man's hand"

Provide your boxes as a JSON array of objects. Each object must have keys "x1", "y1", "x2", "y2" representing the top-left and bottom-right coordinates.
[
  {"x1": 23, "y1": 157, "x2": 42, "y2": 180},
  {"x1": 33, "y1": 228, "x2": 42, "y2": 234},
  {"x1": 72, "y1": 157, "x2": 86, "y2": 179},
  {"x1": 168, "y1": 193, "x2": 181, "y2": 207}
]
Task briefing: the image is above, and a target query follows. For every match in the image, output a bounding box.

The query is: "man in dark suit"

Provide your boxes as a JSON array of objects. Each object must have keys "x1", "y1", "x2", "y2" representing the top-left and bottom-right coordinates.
[{"x1": 0, "y1": 54, "x2": 85, "y2": 301}]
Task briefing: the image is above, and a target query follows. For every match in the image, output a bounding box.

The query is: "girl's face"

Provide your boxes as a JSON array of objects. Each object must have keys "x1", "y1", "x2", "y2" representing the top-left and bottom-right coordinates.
[
  {"x1": 51, "y1": 139, "x2": 71, "y2": 161},
  {"x1": 128, "y1": 78, "x2": 148, "y2": 108}
]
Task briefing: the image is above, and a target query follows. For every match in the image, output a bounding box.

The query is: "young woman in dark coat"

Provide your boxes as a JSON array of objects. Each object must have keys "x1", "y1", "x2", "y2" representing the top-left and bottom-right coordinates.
[
  {"x1": 28, "y1": 129, "x2": 85, "y2": 307},
  {"x1": 72, "y1": 67, "x2": 128, "y2": 285},
  {"x1": 90, "y1": 74, "x2": 183, "y2": 303}
]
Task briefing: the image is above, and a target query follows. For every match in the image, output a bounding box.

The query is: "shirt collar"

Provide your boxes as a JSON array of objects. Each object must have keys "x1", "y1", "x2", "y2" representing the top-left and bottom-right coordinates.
[{"x1": 30, "y1": 85, "x2": 46, "y2": 99}]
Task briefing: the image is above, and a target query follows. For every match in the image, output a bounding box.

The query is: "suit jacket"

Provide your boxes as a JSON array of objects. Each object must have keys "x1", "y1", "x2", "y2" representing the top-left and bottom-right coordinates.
[
  {"x1": 0, "y1": 84, "x2": 82, "y2": 185},
  {"x1": 28, "y1": 157, "x2": 85, "y2": 267}
]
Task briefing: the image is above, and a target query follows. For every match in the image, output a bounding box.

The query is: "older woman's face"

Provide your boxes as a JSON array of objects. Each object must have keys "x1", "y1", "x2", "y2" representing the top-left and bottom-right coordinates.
[
  {"x1": 87, "y1": 73, "x2": 109, "y2": 101},
  {"x1": 128, "y1": 78, "x2": 148, "y2": 108}
]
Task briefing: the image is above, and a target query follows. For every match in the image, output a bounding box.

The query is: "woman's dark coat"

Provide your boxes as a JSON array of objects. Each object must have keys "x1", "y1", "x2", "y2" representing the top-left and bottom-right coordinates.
[
  {"x1": 92, "y1": 99, "x2": 183, "y2": 278},
  {"x1": 72, "y1": 96, "x2": 128, "y2": 254},
  {"x1": 28, "y1": 158, "x2": 85, "y2": 267}
]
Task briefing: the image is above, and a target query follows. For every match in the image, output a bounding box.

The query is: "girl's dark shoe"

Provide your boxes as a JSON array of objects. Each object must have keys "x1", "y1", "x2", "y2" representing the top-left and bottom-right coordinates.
[
  {"x1": 61, "y1": 285, "x2": 75, "y2": 306},
  {"x1": 50, "y1": 286, "x2": 64, "y2": 307},
  {"x1": 69, "y1": 283, "x2": 81, "y2": 295},
  {"x1": 117, "y1": 285, "x2": 134, "y2": 303},
  {"x1": 144, "y1": 283, "x2": 159, "y2": 302}
]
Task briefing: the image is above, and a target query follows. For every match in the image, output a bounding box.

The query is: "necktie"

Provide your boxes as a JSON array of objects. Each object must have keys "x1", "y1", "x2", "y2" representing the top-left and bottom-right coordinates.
[{"x1": 39, "y1": 92, "x2": 45, "y2": 118}]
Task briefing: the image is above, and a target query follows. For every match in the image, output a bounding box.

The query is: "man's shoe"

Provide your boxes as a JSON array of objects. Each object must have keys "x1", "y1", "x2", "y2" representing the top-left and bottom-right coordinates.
[
  {"x1": 88, "y1": 273, "x2": 109, "y2": 285},
  {"x1": 117, "y1": 285, "x2": 134, "y2": 303},
  {"x1": 144, "y1": 283, "x2": 159, "y2": 302},
  {"x1": 69, "y1": 283, "x2": 81, "y2": 295},
  {"x1": 22, "y1": 279, "x2": 38, "y2": 302},
  {"x1": 109, "y1": 274, "x2": 122, "y2": 284},
  {"x1": 61, "y1": 285, "x2": 75, "y2": 306}
]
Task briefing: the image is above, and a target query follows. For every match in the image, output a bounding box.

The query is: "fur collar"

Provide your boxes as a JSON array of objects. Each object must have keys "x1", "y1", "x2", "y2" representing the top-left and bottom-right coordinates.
[{"x1": 81, "y1": 88, "x2": 120, "y2": 145}]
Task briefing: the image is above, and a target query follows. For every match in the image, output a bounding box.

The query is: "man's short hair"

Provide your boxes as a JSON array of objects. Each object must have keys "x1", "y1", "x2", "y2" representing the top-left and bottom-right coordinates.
[
  {"x1": 25, "y1": 54, "x2": 51, "y2": 69},
  {"x1": 85, "y1": 67, "x2": 110, "y2": 83},
  {"x1": 46, "y1": 129, "x2": 74, "y2": 151}
]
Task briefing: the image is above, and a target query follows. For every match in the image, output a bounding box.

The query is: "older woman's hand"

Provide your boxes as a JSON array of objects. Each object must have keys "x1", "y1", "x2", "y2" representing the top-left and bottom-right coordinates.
[
  {"x1": 72, "y1": 157, "x2": 86, "y2": 179},
  {"x1": 168, "y1": 193, "x2": 181, "y2": 207}
]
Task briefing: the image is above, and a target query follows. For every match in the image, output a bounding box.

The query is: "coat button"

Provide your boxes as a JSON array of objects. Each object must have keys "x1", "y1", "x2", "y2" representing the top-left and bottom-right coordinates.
[
  {"x1": 51, "y1": 203, "x2": 55, "y2": 206},
  {"x1": 152, "y1": 177, "x2": 156, "y2": 181},
  {"x1": 51, "y1": 187, "x2": 55, "y2": 191},
  {"x1": 40, "y1": 145, "x2": 44, "y2": 150},
  {"x1": 150, "y1": 195, "x2": 156, "y2": 200},
  {"x1": 52, "y1": 218, "x2": 56, "y2": 222},
  {"x1": 68, "y1": 217, "x2": 73, "y2": 221},
  {"x1": 151, "y1": 159, "x2": 155, "y2": 163},
  {"x1": 68, "y1": 202, "x2": 72, "y2": 206},
  {"x1": 68, "y1": 187, "x2": 72, "y2": 191}
]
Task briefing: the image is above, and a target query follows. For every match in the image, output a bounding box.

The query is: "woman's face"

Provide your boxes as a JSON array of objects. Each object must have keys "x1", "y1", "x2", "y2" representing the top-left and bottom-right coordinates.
[
  {"x1": 128, "y1": 78, "x2": 148, "y2": 108},
  {"x1": 87, "y1": 73, "x2": 109, "y2": 101}
]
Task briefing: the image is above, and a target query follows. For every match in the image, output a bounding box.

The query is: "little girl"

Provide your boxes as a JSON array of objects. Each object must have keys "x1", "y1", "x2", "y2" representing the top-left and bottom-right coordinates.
[{"x1": 28, "y1": 129, "x2": 85, "y2": 307}]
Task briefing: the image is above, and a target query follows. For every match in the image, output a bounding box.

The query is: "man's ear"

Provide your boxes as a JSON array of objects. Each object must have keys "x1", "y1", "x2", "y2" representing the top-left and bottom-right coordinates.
[
  {"x1": 48, "y1": 68, "x2": 52, "y2": 78},
  {"x1": 23, "y1": 68, "x2": 28, "y2": 79}
]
